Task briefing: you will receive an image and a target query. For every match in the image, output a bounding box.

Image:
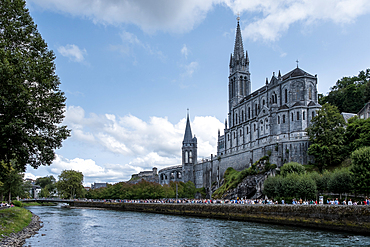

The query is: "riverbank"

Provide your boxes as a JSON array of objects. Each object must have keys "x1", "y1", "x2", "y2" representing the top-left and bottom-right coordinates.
[
  {"x1": 0, "y1": 207, "x2": 42, "y2": 247},
  {"x1": 70, "y1": 201, "x2": 370, "y2": 235}
]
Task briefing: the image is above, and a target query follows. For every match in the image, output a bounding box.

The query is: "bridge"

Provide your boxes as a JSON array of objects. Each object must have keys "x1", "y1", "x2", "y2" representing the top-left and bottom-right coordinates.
[{"x1": 20, "y1": 198, "x2": 75, "y2": 203}]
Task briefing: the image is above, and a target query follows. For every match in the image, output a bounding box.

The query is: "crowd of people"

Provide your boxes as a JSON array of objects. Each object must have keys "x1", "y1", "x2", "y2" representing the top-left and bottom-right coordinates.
[
  {"x1": 82, "y1": 197, "x2": 370, "y2": 205},
  {"x1": 0, "y1": 202, "x2": 14, "y2": 208}
]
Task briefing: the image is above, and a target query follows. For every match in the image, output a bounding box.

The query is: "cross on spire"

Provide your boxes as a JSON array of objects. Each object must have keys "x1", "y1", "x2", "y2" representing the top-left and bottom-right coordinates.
[
  {"x1": 296, "y1": 59, "x2": 299, "y2": 68},
  {"x1": 237, "y1": 12, "x2": 240, "y2": 22}
]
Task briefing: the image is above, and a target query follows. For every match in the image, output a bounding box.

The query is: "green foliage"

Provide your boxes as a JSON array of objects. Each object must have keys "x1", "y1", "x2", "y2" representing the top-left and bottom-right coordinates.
[
  {"x1": 296, "y1": 174, "x2": 317, "y2": 200},
  {"x1": 319, "y1": 69, "x2": 370, "y2": 113},
  {"x1": 307, "y1": 103, "x2": 347, "y2": 171},
  {"x1": 213, "y1": 156, "x2": 276, "y2": 199},
  {"x1": 327, "y1": 167, "x2": 353, "y2": 196},
  {"x1": 350, "y1": 146, "x2": 370, "y2": 195},
  {"x1": 12, "y1": 200, "x2": 23, "y2": 207},
  {"x1": 86, "y1": 180, "x2": 198, "y2": 200},
  {"x1": 345, "y1": 117, "x2": 370, "y2": 154},
  {"x1": 56, "y1": 170, "x2": 84, "y2": 199},
  {"x1": 0, "y1": 207, "x2": 32, "y2": 238},
  {"x1": 35, "y1": 175, "x2": 56, "y2": 197},
  {"x1": 0, "y1": 0, "x2": 70, "y2": 172},
  {"x1": 280, "y1": 162, "x2": 305, "y2": 177},
  {"x1": 263, "y1": 176, "x2": 283, "y2": 199}
]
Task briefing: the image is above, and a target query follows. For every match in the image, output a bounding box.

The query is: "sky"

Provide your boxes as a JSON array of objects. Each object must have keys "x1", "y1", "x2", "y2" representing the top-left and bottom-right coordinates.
[{"x1": 23, "y1": 0, "x2": 370, "y2": 186}]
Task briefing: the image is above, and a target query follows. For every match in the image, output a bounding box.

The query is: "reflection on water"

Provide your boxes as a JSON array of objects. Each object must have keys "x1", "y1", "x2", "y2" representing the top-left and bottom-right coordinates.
[{"x1": 25, "y1": 204, "x2": 370, "y2": 246}]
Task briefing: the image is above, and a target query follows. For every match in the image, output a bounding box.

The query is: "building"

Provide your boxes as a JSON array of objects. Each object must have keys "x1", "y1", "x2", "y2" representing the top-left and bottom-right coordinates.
[
  {"x1": 91, "y1": 182, "x2": 108, "y2": 190},
  {"x1": 131, "y1": 167, "x2": 158, "y2": 179},
  {"x1": 358, "y1": 102, "x2": 370, "y2": 120},
  {"x1": 158, "y1": 19, "x2": 321, "y2": 197}
]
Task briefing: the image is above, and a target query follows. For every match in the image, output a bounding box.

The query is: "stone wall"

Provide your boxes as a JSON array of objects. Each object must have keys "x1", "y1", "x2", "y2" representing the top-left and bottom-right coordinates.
[{"x1": 69, "y1": 201, "x2": 370, "y2": 235}]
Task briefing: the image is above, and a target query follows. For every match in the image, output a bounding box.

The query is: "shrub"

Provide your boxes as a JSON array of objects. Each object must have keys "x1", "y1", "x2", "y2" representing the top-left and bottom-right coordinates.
[
  {"x1": 280, "y1": 162, "x2": 305, "y2": 177},
  {"x1": 12, "y1": 200, "x2": 23, "y2": 207}
]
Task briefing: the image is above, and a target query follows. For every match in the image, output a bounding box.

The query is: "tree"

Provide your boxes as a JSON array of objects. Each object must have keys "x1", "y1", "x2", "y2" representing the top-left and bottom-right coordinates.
[
  {"x1": 345, "y1": 117, "x2": 370, "y2": 153},
  {"x1": 306, "y1": 103, "x2": 347, "y2": 171},
  {"x1": 319, "y1": 69, "x2": 370, "y2": 113},
  {"x1": 56, "y1": 170, "x2": 84, "y2": 199},
  {"x1": 0, "y1": 0, "x2": 70, "y2": 172},
  {"x1": 280, "y1": 162, "x2": 305, "y2": 177},
  {"x1": 297, "y1": 174, "x2": 317, "y2": 201},
  {"x1": 35, "y1": 175, "x2": 56, "y2": 197},
  {"x1": 350, "y1": 146, "x2": 370, "y2": 196},
  {"x1": 327, "y1": 168, "x2": 353, "y2": 199}
]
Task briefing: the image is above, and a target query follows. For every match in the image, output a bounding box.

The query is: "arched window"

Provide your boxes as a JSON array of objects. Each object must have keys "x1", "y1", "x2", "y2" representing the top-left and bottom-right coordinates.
[
  {"x1": 246, "y1": 127, "x2": 249, "y2": 134},
  {"x1": 185, "y1": 151, "x2": 188, "y2": 164},
  {"x1": 303, "y1": 111, "x2": 306, "y2": 120},
  {"x1": 291, "y1": 113, "x2": 294, "y2": 121},
  {"x1": 278, "y1": 115, "x2": 280, "y2": 124},
  {"x1": 234, "y1": 132, "x2": 236, "y2": 139},
  {"x1": 285, "y1": 89, "x2": 288, "y2": 103},
  {"x1": 283, "y1": 115, "x2": 286, "y2": 123},
  {"x1": 263, "y1": 99, "x2": 265, "y2": 105},
  {"x1": 312, "y1": 111, "x2": 315, "y2": 119},
  {"x1": 297, "y1": 111, "x2": 300, "y2": 120},
  {"x1": 248, "y1": 107, "x2": 251, "y2": 118},
  {"x1": 240, "y1": 129, "x2": 242, "y2": 136},
  {"x1": 189, "y1": 151, "x2": 193, "y2": 163},
  {"x1": 227, "y1": 134, "x2": 230, "y2": 141},
  {"x1": 240, "y1": 76, "x2": 243, "y2": 95},
  {"x1": 255, "y1": 104, "x2": 258, "y2": 116},
  {"x1": 254, "y1": 124, "x2": 256, "y2": 131},
  {"x1": 242, "y1": 110, "x2": 244, "y2": 122},
  {"x1": 309, "y1": 86, "x2": 312, "y2": 100}
]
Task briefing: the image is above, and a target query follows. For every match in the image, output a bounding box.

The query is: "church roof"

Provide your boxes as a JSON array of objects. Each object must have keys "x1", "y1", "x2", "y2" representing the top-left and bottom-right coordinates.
[
  {"x1": 308, "y1": 101, "x2": 318, "y2": 106},
  {"x1": 183, "y1": 111, "x2": 193, "y2": 143},
  {"x1": 279, "y1": 104, "x2": 289, "y2": 110},
  {"x1": 282, "y1": 67, "x2": 314, "y2": 80}
]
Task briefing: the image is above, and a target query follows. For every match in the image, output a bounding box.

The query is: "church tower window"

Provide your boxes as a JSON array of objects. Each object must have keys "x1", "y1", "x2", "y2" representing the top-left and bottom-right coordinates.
[
  {"x1": 185, "y1": 151, "x2": 188, "y2": 164},
  {"x1": 278, "y1": 116, "x2": 280, "y2": 124},
  {"x1": 297, "y1": 111, "x2": 300, "y2": 120},
  {"x1": 285, "y1": 89, "x2": 288, "y2": 103},
  {"x1": 283, "y1": 115, "x2": 286, "y2": 123},
  {"x1": 189, "y1": 151, "x2": 193, "y2": 163},
  {"x1": 303, "y1": 111, "x2": 306, "y2": 120},
  {"x1": 291, "y1": 113, "x2": 294, "y2": 121}
]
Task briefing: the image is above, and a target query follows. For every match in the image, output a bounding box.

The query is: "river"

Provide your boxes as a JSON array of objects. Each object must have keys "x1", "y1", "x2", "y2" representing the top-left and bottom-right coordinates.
[{"x1": 25, "y1": 204, "x2": 370, "y2": 246}]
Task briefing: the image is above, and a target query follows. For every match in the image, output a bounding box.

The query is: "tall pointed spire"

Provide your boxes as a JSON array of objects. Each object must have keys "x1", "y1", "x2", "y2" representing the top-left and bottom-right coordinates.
[
  {"x1": 183, "y1": 109, "x2": 193, "y2": 143},
  {"x1": 233, "y1": 19, "x2": 244, "y2": 63}
]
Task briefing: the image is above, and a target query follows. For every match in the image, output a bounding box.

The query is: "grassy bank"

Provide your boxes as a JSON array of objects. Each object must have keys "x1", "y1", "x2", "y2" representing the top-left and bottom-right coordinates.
[
  {"x1": 22, "y1": 202, "x2": 57, "y2": 207},
  {"x1": 0, "y1": 207, "x2": 32, "y2": 239}
]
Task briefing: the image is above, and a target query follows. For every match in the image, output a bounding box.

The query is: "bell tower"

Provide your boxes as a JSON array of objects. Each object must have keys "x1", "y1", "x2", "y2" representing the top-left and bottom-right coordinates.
[
  {"x1": 228, "y1": 18, "x2": 251, "y2": 125},
  {"x1": 182, "y1": 110, "x2": 197, "y2": 184}
]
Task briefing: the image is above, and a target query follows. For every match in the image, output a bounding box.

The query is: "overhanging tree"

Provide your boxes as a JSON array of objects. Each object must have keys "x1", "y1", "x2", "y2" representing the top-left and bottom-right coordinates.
[{"x1": 0, "y1": 0, "x2": 70, "y2": 172}]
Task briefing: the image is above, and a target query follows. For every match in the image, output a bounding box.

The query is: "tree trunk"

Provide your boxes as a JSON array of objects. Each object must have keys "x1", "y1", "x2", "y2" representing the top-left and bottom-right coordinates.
[{"x1": 8, "y1": 190, "x2": 11, "y2": 203}]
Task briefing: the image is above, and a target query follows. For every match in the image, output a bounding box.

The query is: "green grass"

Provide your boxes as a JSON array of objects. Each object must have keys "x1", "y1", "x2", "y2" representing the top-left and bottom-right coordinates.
[
  {"x1": 0, "y1": 207, "x2": 32, "y2": 239},
  {"x1": 22, "y1": 202, "x2": 42, "y2": 207}
]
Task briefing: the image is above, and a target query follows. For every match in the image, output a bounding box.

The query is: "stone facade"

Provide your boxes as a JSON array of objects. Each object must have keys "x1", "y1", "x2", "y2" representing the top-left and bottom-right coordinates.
[{"x1": 159, "y1": 20, "x2": 321, "y2": 196}]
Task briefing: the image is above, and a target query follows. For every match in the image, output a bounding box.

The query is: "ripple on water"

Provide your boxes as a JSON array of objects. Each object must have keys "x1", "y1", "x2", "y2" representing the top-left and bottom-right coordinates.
[{"x1": 24, "y1": 205, "x2": 370, "y2": 247}]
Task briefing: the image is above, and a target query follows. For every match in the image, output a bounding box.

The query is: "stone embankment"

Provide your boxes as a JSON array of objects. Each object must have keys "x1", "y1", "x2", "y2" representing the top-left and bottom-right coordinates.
[
  {"x1": 0, "y1": 213, "x2": 43, "y2": 247},
  {"x1": 70, "y1": 201, "x2": 370, "y2": 235}
]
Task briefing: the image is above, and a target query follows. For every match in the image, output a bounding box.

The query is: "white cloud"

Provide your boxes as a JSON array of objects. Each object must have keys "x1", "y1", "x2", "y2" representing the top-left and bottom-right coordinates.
[
  {"x1": 29, "y1": 0, "x2": 218, "y2": 33},
  {"x1": 181, "y1": 44, "x2": 189, "y2": 59},
  {"x1": 225, "y1": 0, "x2": 370, "y2": 41},
  {"x1": 57, "y1": 44, "x2": 87, "y2": 62},
  {"x1": 30, "y1": 0, "x2": 370, "y2": 41},
  {"x1": 26, "y1": 106, "x2": 224, "y2": 184},
  {"x1": 63, "y1": 105, "x2": 223, "y2": 163},
  {"x1": 181, "y1": 61, "x2": 199, "y2": 78}
]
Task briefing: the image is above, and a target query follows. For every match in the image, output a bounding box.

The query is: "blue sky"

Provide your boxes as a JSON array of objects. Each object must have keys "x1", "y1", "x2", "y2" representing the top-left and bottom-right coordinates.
[{"x1": 24, "y1": 0, "x2": 370, "y2": 186}]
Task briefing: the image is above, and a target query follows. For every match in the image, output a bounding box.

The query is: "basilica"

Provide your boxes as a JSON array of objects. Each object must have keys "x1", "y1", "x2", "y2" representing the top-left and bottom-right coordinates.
[{"x1": 158, "y1": 20, "x2": 321, "y2": 195}]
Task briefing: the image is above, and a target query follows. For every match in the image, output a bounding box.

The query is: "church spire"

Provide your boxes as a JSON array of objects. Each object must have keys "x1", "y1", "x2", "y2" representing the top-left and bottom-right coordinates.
[
  {"x1": 183, "y1": 109, "x2": 193, "y2": 143},
  {"x1": 233, "y1": 19, "x2": 244, "y2": 64}
]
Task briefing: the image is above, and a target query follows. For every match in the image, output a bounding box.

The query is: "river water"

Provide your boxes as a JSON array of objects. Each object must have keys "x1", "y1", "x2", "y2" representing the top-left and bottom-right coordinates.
[{"x1": 25, "y1": 204, "x2": 370, "y2": 247}]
